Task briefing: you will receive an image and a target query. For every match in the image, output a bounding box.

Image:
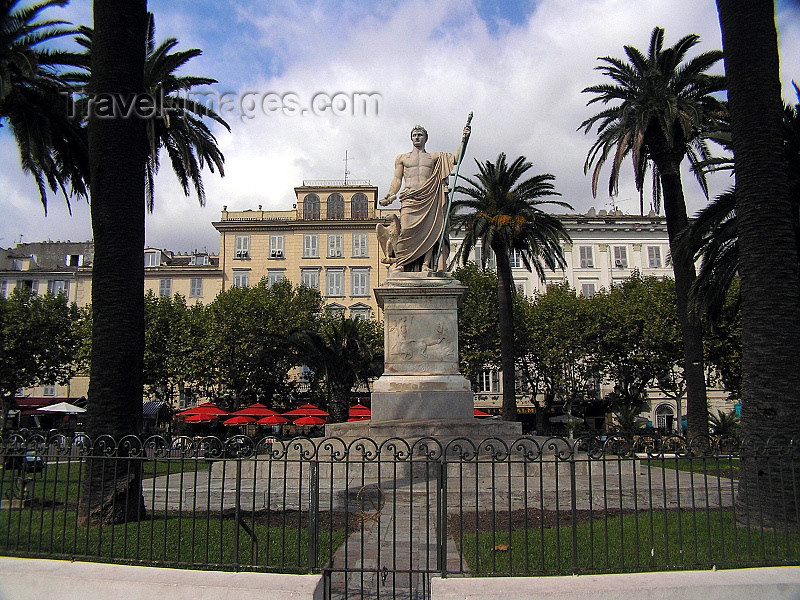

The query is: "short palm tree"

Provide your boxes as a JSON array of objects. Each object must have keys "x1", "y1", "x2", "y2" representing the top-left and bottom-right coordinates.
[
  {"x1": 579, "y1": 26, "x2": 726, "y2": 439},
  {"x1": 72, "y1": 12, "x2": 230, "y2": 209},
  {"x1": 0, "y1": 0, "x2": 88, "y2": 210},
  {"x1": 451, "y1": 154, "x2": 572, "y2": 421},
  {"x1": 290, "y1": 316, "x2": 383, "y2": 424}
]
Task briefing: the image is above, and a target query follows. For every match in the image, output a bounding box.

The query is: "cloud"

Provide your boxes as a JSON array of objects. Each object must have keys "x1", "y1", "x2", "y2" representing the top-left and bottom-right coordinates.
[{"x1": 1, "y1": 0, "x2": 797, "y2": 252}]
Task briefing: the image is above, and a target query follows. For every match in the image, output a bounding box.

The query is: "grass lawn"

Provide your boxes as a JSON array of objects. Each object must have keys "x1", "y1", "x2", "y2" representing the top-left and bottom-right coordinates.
[
  {"x1": 645, "y1": 456, "x2": 741, "y2": 480},
  {"x1": 1, "y1": 459, "x2": 209, "y2": 505},
  {"x1": 452, "y1": 509, "x2": 800, "y2": 576},
  {"x1": 0, "y1": 507, "x2": 347, "y2": 572}
]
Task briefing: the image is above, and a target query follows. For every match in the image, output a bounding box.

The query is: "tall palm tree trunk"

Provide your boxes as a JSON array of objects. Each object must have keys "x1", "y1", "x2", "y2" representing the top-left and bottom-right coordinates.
[
  {"x1": 80, "y1": 0, "x2": 149, "y2": 526},
  {"x1": 717, "y1": 0, "x2": 800, "y2": 526},
  {"x1": 655, "y1": 159, "x2": 708, "y2": 439},
  {"x1": 493, "y1": 243, "x2": 518, "y2": 421}
]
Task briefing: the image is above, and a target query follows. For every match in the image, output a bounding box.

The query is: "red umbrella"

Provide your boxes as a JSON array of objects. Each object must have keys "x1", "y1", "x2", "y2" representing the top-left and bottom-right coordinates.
[
  {"x1": 257, "y1": 415, "x2": 289, "y2": 426},
  {"x1": 293, "y1": 416, "x2": 327, "y2": 426},
  {"x1": 179, "y1": 403, "x2": 228, "y2": 418},
  {"x1": 232, "y1": 403, "x2": 279, "y2": 418},
  {"x1": 474, "y1": 409, "x2": 493, "y2": 418},
  {"x1": 185, "y1": 413, "x2": 216, "y2": 423},
  {"x1": 283, "y1": 404, "x2": 329, "y2": 417},
  {"x1": 349, "y1": 403, "x2": 371, "y2": 417},
  {"x1": 223, "y1": 416, "x2": 257, "y2": 426}
]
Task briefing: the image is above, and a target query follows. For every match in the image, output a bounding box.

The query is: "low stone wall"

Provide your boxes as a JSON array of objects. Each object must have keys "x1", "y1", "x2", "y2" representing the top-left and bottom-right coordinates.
[
  {"x1": 431, "y1": 567, "x2": 800, "y2": 600},
  {"x1": 0, "y1": 557, "x2": 324, "y2": 600}
]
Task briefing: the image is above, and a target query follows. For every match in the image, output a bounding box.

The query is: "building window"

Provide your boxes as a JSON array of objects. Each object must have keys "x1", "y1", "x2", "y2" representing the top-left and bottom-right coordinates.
[
  {"x1": 65, "y1": 254, "x2": 83, "y2": 267},
  {"x1": 0, "y1": 280, "x2": 6, "y2": 299},
  {"x1": 648, "y1": 246, "x2": 662, "y2": 268},
  {"x1": 191, "y1": 254, "x2": 209, "y2": 266},
  {"x1": 267, "y1": 270, "x2": 285, "y2": 287},
  {"x1": 233, "y1": 271, "x2": 249, "y2": 288},
  {"x1": 19, "y1": 280, "x2": 38, "y2": 295},
  {"x1": 328, "y1": 234, "x2": 343, "y2": 258},
  {"x1": 48, "y1": 280, "x2": 69, "y2": 296},
  {"x1": 303, "y1": 194, "x2": 320, "y2": 220},
  {"x1": 579, "y1": 246, "x2": 594, "y2": 268},
  {"x1": 613, "y1": 246, "x2": 628, "y2": 268},
  {"x1": 301, "y1": 269, "x2": 320, "y2": 290},
  {"x1": 159, "y1": 279, "x2": 172, "y2": 297},
  {"x1": 350, "y1": 307, "x2": 371, "y2": 320},
  {"x1": 479, "y1": 369, "x2": 500, "y2": 393},
  {"x1": 581, "y1": 282, "x2": 596, "y2": 298},
  {"x1": 326, "y1": 269, "x2": 344, "y2": 297},
  {"x1": 655, "y1": 403, "x2": 675, "y2": 430},
  {"x1": 144, "y1": 251, "x2": 160, "y2": 267},
  {"x1": 326, "y1": 303, "x2": 345, "y2": 318},
  {"x1": 303, "y1": 234, "x2": 319, "y2": 258},
  {"x1": 476, "y1": 245, "x2": 495, "y2": 269},
  {"x1": 190, "y1": 278, "x2": 203, "y2": 297},
  {"x1": 515, "y1": 282, "x2": 526, "y2": 295},
  {"x1": 11, "y1": 259, "x2": 23, "y2": 271},
  {"x1": 234, "y1": 235, "x2": 250, "y2": 259},
  {"x1": 352, "y1": 233, "x2": 368, "y2": 257},
  {"x1": 510, "y1": 249, "x2": 523, "y2": 268},
  {"x1": 43, "y1": 384, "x2": 56, "y2": 397},
  {"x1": 351, "y1": 268, "x2": 369, "y2": 296},
  {"x1": 327, "y1": 193, "x2": 345, "y2": 219},
  {"x1": 270, "y1": 235, "x2": 285, "y2": 259},
  {"x1": 351, "y1": 193, "x2": 369, "y2": 219}
]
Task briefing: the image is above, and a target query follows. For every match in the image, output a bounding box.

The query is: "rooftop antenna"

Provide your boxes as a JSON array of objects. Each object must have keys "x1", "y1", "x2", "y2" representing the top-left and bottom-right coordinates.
[{"x1": 343, "y1": 150, "x2": 351, "y2": 184}]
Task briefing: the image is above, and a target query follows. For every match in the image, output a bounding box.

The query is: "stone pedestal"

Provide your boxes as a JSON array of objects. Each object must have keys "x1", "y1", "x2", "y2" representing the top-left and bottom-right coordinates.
[{"x1": 326, "y1": 272, "x2": 521, "y2": 442}]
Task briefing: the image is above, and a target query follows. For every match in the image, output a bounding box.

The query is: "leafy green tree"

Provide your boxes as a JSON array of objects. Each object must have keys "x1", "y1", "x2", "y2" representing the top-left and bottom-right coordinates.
[
  {"x1": 580, "y1": 26, "x2": 726, "y2": 438},
  {"x1": 515, "y1": 283, "x2": 596, "y2": 434},
  {"x1": 451, "y1": 263, "x2": 499, "y2": 387},
  {"x1": 143, "y1": 292, "x2": 192, "y2": 403},
  {"x1": 716, "y1": 0, "x2": 800, "y2": 527},
  {"x1": 591, "y1": 273, "x2": 684, "y2": 418},
  {"x1": 451, "y1": 154, "x2": 571, "y2": 420},
  {"x1": 0, "y1": 0, "x2": 88, "y2": 210},
  {"x1": 196, "y1": 279, "x2": 322, "y2": 411},
  {"x1": 290, "y1": 315, "x2": 383, "y2": 423},
  {"x1": 0, "y1": 288, "x2": 84, "y2": 431}
]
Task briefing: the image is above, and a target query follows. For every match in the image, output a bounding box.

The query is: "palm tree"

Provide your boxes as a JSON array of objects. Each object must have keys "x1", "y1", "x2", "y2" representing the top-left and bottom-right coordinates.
[
  {"x1": 716, "y1": 1, "x2": 800, "y2": 527},
  {"x1": 81, "y1": 0, "x2": 148, "y2": 526},
  {"x1": 0, "y1": 0, "x2": 88, "y2": 210},
  {"x1": 72, "y1": 13, "x2": 230, "y2": 209},
  {"x1": 677, "y1": 91, "x2": 800, "y2": 320},
  {"x1": 451, "y1": 154, "x2": 572, "y2": 421},
  {"x1": 290, "y1": 316, "x2": 383, "y2": 423},
  {"x1": 579, "y1": 27, "x2": 726, "y2": 439}
]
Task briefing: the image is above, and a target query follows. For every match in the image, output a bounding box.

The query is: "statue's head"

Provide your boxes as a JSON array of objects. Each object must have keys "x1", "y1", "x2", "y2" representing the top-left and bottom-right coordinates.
[{"x1": 410, "y1": 125, "x2": 428, "y2": 142}]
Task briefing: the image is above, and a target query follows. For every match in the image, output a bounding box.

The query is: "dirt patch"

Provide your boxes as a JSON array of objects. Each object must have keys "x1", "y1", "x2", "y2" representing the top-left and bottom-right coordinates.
[{"x1": 448, "y1": 508, "x2": 642, "y2": 535}]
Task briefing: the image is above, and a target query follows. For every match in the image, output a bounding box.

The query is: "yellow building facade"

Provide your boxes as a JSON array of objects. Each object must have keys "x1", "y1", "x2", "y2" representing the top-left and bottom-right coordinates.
[{"x1": 213, "y1": 180, "x2": 397, "y2": 320}]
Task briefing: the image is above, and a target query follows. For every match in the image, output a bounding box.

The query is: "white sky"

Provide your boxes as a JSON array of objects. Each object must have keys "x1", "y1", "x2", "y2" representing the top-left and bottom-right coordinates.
[{"x1": 1, "y1": 0, "x2": 798, "y2": 253}]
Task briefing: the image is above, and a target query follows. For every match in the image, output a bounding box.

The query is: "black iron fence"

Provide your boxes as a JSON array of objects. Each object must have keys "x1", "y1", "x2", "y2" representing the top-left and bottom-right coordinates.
[{"x1": 1, "y1": 432, "x2": 798, "y2": 599}]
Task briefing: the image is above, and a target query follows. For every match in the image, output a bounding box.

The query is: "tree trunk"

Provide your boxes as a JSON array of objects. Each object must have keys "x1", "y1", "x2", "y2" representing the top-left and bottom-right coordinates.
[
  {"x1": 80, "y1": 0, "x2": 149, "y2": 526},
  {"x1": 654, "y1": 158, "x2": 709, "y2": 440},
  {"x1": 493, "y1": 245, "x2": 518, "y2": 421},
  {"x1": 717, "y1": 0, "x2": 800, "y2": 527}
]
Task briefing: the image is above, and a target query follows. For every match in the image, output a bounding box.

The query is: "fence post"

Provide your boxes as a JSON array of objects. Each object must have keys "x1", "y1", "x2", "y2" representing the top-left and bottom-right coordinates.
[
  {"x1": 570, "y1": 455, "x2": 578, "y2": 572},
  {"x1": 234, "y1": 458, "x2": 241, "y2": 570},
  {"x1": 308, "y1": 460, "x2": 320, "y2": 571},
  {"x1": 437, "y1": 458, "x2": 448, "y2": 577}
]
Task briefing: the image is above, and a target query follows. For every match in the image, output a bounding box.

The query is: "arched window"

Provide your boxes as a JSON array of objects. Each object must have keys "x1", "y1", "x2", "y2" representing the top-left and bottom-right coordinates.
[
  {"x1": 655, "y1": 404, "x2": 675, "y2": 431},
  {"x1": 327, "y1": 193, "x2": 345, "y2": 219},
  {"x1": 351, "y1": 193, "x2": 369, "y2": 219},
  {"x1": 303, "y1": 194, "x2": 320, "y2": 220}
]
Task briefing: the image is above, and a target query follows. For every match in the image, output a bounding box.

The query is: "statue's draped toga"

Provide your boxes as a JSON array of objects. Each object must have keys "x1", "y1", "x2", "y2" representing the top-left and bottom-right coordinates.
[{"x1": 393, "y1": 152, "x2": 456, "y2": 270}]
